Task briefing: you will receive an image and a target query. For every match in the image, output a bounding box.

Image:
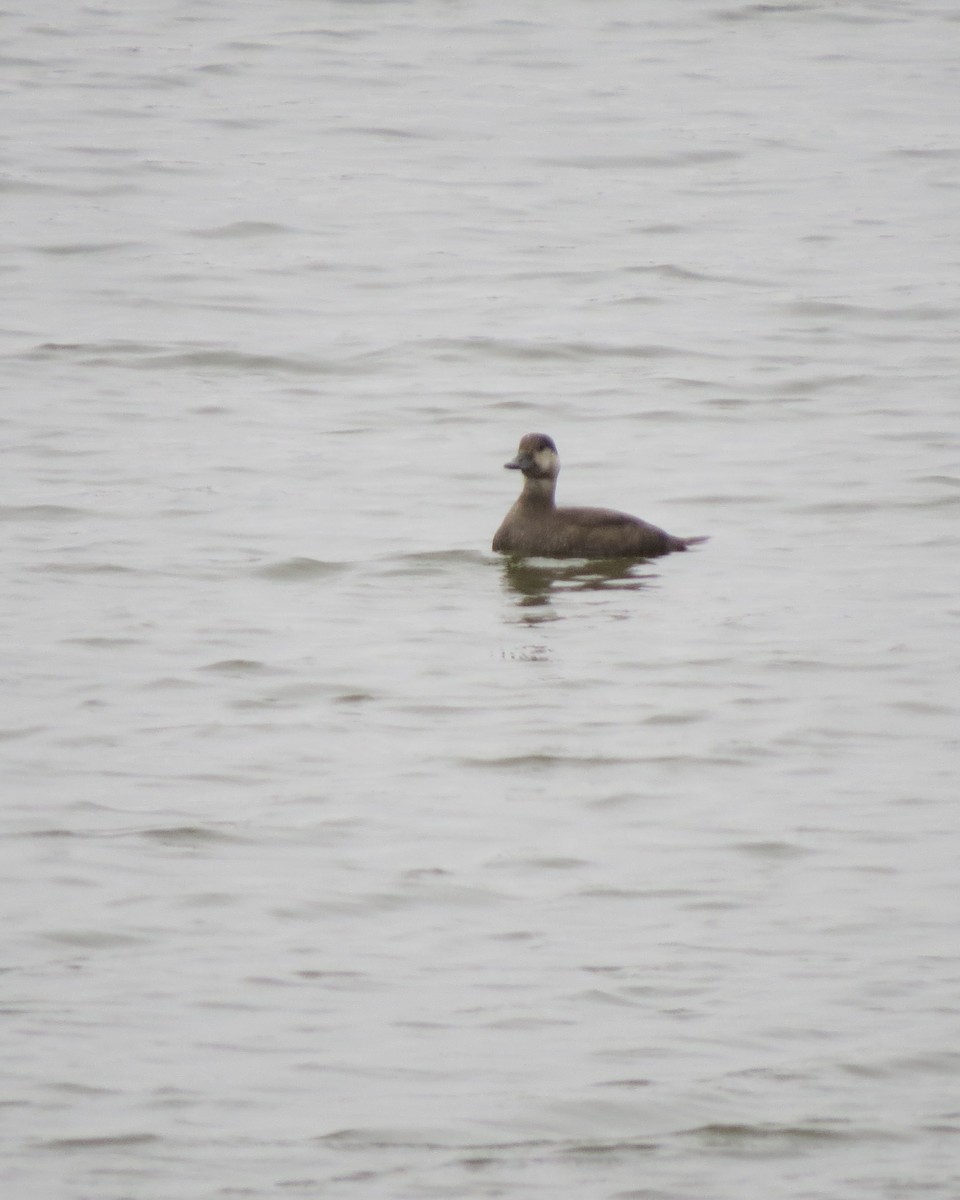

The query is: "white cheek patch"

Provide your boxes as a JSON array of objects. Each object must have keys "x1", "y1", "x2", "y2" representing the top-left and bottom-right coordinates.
[{"x1": 535, "y1": 449, "x2": 558, "y2": 473}]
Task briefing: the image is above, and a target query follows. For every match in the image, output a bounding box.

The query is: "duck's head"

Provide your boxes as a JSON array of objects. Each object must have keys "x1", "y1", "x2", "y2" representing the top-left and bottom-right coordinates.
[{"x1": 504, "y1": 433, "x2": 560, "y2": 480}]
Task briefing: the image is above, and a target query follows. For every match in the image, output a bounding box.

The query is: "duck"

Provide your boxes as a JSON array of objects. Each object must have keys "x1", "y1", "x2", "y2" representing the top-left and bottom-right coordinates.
[{"x1": 492, "y1": 433, "x2": 706, "y2": 559}]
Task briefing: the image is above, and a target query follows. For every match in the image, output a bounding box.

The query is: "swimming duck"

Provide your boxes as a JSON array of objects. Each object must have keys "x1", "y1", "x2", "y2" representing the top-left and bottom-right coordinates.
[{"x1": 492, "y1": 433, "x2": 706, "y2": 559}]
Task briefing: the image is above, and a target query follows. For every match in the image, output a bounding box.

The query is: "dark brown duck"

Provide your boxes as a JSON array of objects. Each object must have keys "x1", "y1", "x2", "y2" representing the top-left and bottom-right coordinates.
[{"x1": 492, "y1": 433, "x2": 706, "y2": 559}]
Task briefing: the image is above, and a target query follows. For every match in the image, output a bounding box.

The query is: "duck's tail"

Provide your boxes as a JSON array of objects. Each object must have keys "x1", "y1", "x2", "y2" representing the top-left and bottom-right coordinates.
[{"x1": 676, "y1": 535, "x2": 709, "y2": 551}]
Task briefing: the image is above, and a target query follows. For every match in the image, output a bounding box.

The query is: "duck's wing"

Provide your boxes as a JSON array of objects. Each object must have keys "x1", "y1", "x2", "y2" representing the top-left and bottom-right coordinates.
[{"x1": 554, "y1": 506, "x2": 679, "y2": 557}]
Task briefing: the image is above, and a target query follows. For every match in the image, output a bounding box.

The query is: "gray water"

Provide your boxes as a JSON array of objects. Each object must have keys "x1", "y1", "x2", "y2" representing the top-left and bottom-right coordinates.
[{"x1": 3, "y1": 2, "x2": 959, "y2": 1197}]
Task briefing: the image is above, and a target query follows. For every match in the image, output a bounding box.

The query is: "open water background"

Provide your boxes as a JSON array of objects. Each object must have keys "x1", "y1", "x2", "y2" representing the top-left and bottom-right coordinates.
[{"x1": 2, "y1": 1, "x2": 959, "y2": 1197}]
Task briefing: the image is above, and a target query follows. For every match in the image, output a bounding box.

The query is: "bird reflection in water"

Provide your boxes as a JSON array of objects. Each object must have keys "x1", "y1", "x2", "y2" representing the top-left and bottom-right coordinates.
[{"x1": 499, "y1": 556, "x2": 656, "y2": 611}]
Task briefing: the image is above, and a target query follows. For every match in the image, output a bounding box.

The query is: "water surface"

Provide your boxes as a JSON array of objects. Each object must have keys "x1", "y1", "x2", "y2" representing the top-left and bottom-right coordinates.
[{"x1": 2, "y1": 2, "x2": 959, "y2": 1198}]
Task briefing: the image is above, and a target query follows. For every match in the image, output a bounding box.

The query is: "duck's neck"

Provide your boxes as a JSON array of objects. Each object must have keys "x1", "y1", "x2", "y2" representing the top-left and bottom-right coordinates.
[{"x1": 520, "y1": 474, "x2": 557, "y2": 508}]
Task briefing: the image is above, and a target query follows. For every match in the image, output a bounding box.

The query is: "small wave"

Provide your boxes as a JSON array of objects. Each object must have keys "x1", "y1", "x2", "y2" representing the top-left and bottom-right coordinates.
[
  {"x1": 36, "y1": 1132, "x2": 159, "y2": 1152},
  {"x1": 461, "y1": 753, "x2": 642, "y2": 770},
  {"x1": 42, "y1": 930, "x2": 147, "y2": 949},
  {"x1": 0, "y1": 504, "x2": 85, "y2": 522},
  {"x1": 891, "y1": 146, "x2": 960, "y2": 160},
  {"x1": 732, "y1": 840, "x2": 813, "y2": 858},
  {"x1": 788, "y1": 500, "x2": 877, "y2": 514},
  {"x1": 625, "y1": 262, "x2": 768, "y2": 287},
  {"x1": 138, "y1": 825, "x2": 242, "y2": 845},
  {"x1": 338, "y1": 125, "x2": 438, "y2": 140},
  {"x1": 32, "y1": 562, "x2": 136, "y2": 575},
  {"x1": 379, "y1": 549, "x2": 489, "y2": 575},
  {"x1": 784, "y1": 300, "x2": 957, "y2": 322},
  {"x1": 254, "y1": 556, "x2": 349, "y2": 581},
  {"x1": 425, "y1": 336, "x2": 681, "y2": 362},
  {"x1": 30, "y1": 340, "x2": 154, "y2": 360},
  {"x1": 685, "y1": 1120, "x2": 868, "y2": 1145},
  {"x1": 0, "y1": 177, "x2": 65, "y2": 194},
  {"x1": 140, "y1": 349, "x2": 352, "y2": 375},
  {"x1": 25, "y1": 341, "x2": 359, "y2": 376},
  {"x1": 199, "y1": 658, "x2": 278, "y2": 675},
  {"x1": 539, "y1": 150, "x2": 741, "y2": 170},
  {"x1": 675, "y1": 491, "x2": 767, "y2": 504},
  {"x1": 0, "y1": 725, "x2": 43, "y2": 742},
  {"x1": 34, "y1": 240, "x2": 142, "y2": 256},
  {"x1": 769, "y1": 373, "x2": 870, "y2": 395},
  {"x1": 915, "y1": 474, "x2": 960, "y2": 488},
  {"x1": 0, "y1": 179, "x2": 136, "y2": 197},
  {"x1": 315, "y1": 1127, "x2": 543, "y2": 1151},
  {"x1": 900, "y1": 492, "x2": 960, "y2": 510},
  {"x1": 62, "y1": 636, "x2": 141, "y2": 647},
  {"x1": 717, "y1": 3, "x2": 813, "y2": 21},
  {"x1": 190, "y1": 221, "x2": 292, "y2": 239}
]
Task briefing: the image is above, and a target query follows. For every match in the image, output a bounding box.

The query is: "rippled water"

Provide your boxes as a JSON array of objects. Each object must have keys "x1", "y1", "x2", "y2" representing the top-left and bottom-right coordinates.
[{"x1": 3, "y1": 2, "x2": 959, "y2": 1197}]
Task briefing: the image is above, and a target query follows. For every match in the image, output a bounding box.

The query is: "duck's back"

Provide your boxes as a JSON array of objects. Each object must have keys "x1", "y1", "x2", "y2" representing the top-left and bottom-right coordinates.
[
  {"x1": 561, "y1": 505, "x2": 687, "y2": 557},
  {"x1": 493, "y1": 501, "x2": 691, "y2": 558}
]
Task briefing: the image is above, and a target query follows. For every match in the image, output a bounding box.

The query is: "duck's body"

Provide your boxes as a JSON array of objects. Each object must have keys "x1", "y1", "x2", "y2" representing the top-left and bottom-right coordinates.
[{"x1": 492, "y1": 433, "x2": 705, "y2": 559}]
